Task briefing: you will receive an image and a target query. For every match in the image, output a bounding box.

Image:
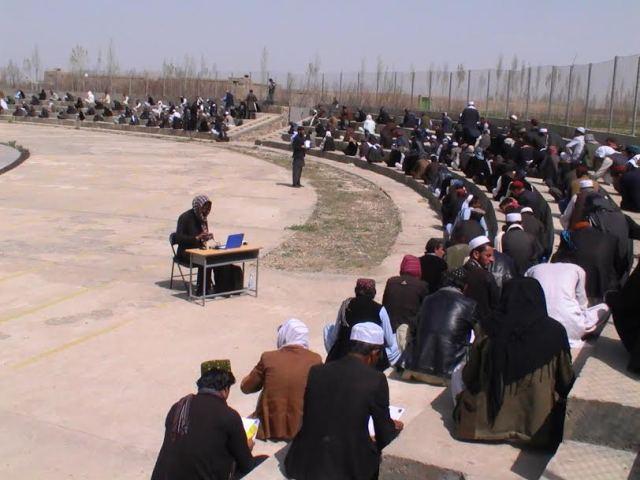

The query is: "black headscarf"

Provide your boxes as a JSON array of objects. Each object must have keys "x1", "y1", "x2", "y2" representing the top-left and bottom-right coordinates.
[{"x1": 486, "y1": 277, "x2": 570, "y2": 423}]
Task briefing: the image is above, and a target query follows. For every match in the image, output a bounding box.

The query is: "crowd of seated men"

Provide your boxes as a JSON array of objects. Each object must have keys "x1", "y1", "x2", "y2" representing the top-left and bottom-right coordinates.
[
  {"x1": 159, "y1": 163, "x2": 639, "y2": 479},
  {"x1": 1, "y1": 87, "x2": 265, "y2": 142}
]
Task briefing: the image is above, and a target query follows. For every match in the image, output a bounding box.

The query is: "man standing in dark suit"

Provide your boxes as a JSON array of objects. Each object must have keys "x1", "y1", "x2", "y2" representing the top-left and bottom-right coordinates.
[
  {"x1": 285, "y1": 323, "x2": 403, "y2": 480},
  {"x1": 291, "y1": 126, "x2": 307, "y2": 187}
]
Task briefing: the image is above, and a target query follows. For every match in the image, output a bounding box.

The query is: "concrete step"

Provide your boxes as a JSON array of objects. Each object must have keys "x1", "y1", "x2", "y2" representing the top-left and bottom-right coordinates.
[
  {"x1": 542, "y1": 441, "x2": 639, "y2": 480},
  {"x1": 564, "y1": 324, "x2": 640, "y2": 451}
]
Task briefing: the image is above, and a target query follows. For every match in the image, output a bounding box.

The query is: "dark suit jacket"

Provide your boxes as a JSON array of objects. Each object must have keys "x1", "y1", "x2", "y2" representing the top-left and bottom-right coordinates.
[
  {"x1": 285, "y1": 356, "x2": 397, "y2": 480},
  {"x1": 176, "y1": 209, "x2": 204, "y2": 261},
  {"x1": 419, "y1": 254, "x2": 448, "y2": 293},
  {"x1": 151, "y1": 393, "x2": 255, "y2": 480}
]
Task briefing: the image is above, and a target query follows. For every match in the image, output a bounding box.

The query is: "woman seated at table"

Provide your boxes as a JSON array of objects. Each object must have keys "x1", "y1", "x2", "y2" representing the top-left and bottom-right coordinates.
[
  {"x1": 241, "y1": 318, "x2": 322, "y2": 441},
  {"x1": 175, "y1": 195, "x2": 214, "y2": 296}
]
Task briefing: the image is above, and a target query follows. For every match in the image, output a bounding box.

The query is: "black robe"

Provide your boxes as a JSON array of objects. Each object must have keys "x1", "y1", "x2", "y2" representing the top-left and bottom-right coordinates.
[
  {"x1": 285, "y1": 356, "x2": 397, "y2": 480},
  {"x1": 152, "y1": 393, "x2": 256, "y2": 480}
]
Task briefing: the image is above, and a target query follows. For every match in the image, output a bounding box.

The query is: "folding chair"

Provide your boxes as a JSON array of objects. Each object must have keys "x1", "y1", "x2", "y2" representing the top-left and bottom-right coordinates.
[{"x1": 169, "y1": 232, "x2": 194, "y2": 292}]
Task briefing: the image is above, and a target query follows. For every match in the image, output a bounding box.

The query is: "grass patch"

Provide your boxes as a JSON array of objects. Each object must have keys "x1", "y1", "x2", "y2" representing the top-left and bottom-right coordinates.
[{"x1": 227, "y1": 145, "x2": 401, "y2": 273}]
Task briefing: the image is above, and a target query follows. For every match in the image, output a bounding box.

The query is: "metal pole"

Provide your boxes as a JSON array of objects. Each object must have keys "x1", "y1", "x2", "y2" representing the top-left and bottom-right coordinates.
[
  {"x1": 447, "y1": 72, "x2": 452, "y2": 112},
  {"x1": 564, "y1": 65, "x2": 574, "y2": 126},
  {"x1": 162, "y1": 75, "x2": 166, "y2": 99},
  {"x1": 357, "y1": 71, "x2": 361, "y2": 97},
  {"x1": 608, "y1": 56, "x2": 618, "y2": 132},
  {"x1": 466, "y1": 70, "x2": 471, "y2": 104},
  {"x1": 547, "y1": 66, "x2": 556, "y2": 122},
  {"x1": 321, "y1": 73, "x2": 325, "y2": 103},
  {"x1": 393, "y1": 72, "x2": 398, "y2": 107},
  {"x1": 428, "y1": 70, "x2": 433, "y2": 104},
  {"x1": 410, "y1": 71, "x2": 415, "y2": 107},
  {"x1": 524, "y1": 67, "x2": 532, "y2": 120},
  {"x1": 505, "y1": 70, "x2": 512, "y2": 117},
  {"x1": 584, "y1": 63, "x2": 592, "y2": 129},
  {"x1": 485, "y1": 70, "x2": 491, "y2": 114},
  {"x1": 339, "y1": 71, "x2": 343, "y2": 101},
  {"x1": 632, "y1": 56, "x2": 640, "y2": 136},
  {"x1": 375, "y1": 70, "x2": 380, "y2": 104}
]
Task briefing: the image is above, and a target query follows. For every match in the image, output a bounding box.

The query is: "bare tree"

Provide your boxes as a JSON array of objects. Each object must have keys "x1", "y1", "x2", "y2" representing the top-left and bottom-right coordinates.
[
  {"x1": 22, "y1": 58, "x2": 33, "y2": 84},
  {"x1": 31, "y1": 45, "x2": 42, "y2": 83},
  {"x1": 260, "y1": 46, "x2": 269, "y2": 83},
  {"x1": 105, "y1": 38, "x2": 119, "y2": 89},
  {"x1": 4, "y1": 60, "x2": 23, "y2": 86},
  {"x1": 95, "y1": 48, "x2": 103, "y2": 74},
  {"x1": 456, "y1": 63, "x2": 466, "y2": 89}
]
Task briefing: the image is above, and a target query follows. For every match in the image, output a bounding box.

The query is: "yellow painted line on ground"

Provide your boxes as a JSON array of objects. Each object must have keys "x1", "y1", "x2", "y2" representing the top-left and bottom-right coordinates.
[
  {"x1": 10, "y1": 319, "x2": 134, "y2": 371},
  {"x1": 0, "y1": 287, "x2": 91, "y2": 325},
  {"x1": 8, "y1": 300, "x2": 173, "y2": 371},
  {"x1": 0, "y1": 268, "x2": 38, "y2": 283}
]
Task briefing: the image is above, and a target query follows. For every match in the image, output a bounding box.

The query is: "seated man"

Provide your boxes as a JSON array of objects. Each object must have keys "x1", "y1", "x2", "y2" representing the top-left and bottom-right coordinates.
[
  {"x1": 526, "y1": 262, "x2": 610, "y2": 348},
  {"x1": 454, "y1": 278, "x2": 575, "y2": 450},
  {"x1": 241, "y1": 318, "x2": 322, "y2": 441},
  {"x1": 382, "y1": 255, "x2": 429, "y2": 333},
  {"x1": 463, "y1": 236, "x2": 500, "y2": 332},
  {"x1": 285, "y1": 323, "x2": 403, "y2": 480},
  {"x1": 175, "y1": 195, "x2": 214, "y2": 295},
  {"x1": 401, "y1": 268, "x2": 478, "y2": 386},
  {"x1": 324, "y1": 278, "x2": 401, "y2": 371},
  {"x1": 419, "y1": 238, "x2": 448, "y2": 293},
  {"x1": 152, "y1": 360, "x2": 264, "y2": 480}
]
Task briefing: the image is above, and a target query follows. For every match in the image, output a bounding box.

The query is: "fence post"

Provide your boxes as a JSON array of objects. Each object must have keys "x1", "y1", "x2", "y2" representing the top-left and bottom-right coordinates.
[
  {"x1": 321, "y1": 73, "x2": 325, "y2": 103},
  {"x1": 162, "y1": 75, "x2": 166, "y2": 99},
  {"x1": 339, "y1": 71, "x2": 343, "y2": 101},
  {"x1": 564, "y1": 64, "x2": 574, "y2": 126},
  {"x1": 447, "y1": 72, "x2": 453, "y2": 112},
  {"x1": 428, "y1": 70, "x2": 433, "y2": 106},
  {"x1": 505, "y1": 70, "x2": 512, "y2": 117},
  {"x1": 466, "y1": 70, "x2": 471, "y2": 104},
  {"x1": 376, "y1": 70, "x2": 380, "y2": 104},
  {"x1": 357, "y1": 71, "x2": 361, "y2": 97},
  {"x1": 632, "y1": 56, "x2": 640, "y2": 136},
  {"x1": 393, "y1": 71, "x2": 398, "y2": 107},
  {"x1": 608, "y1": 56, "x2": 618, "y2": 132},
  {"x1": 524, "y1": 67, "x2": 532, "y2": 120},
  {"x1": 546, "y1": 66, "x2": 556, "y2": 122},
  {"x1": 485, "y1": 70, "x2": 491, "y2": 114},
  {"x1": 584, "y1": 63, "x2": 592, "y2": 129},
  {"x1": 129, "y1": 75, "x2": 132, "y2": 96},
  {"x1": 410, "y1": 71, "x2": 415, "y2": 107}
]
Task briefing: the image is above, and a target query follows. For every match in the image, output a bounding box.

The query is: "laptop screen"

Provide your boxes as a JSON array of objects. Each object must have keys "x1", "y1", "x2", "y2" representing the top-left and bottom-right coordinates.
[{"x1": 225, "y1": 233, "x2": 244, "y2": 248}]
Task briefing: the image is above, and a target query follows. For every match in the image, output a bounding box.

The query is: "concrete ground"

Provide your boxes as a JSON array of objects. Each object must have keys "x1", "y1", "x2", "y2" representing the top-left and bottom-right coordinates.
[{"x1": 0, "y1": 124, "x2": 441, "y2": 479}]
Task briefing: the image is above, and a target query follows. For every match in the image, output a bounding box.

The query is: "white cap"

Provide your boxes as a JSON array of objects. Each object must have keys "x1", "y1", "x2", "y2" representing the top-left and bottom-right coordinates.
[
  {"x1": 510, "y1": 114, "x2": 518, "y2": 121},
  {"x1": 506, "y1": 212, "x2": 522, "y2": 223},
  {"x1": 468, "y1": 101, "x2": 475, "y2": 106},
  {"x1": 576, "y1": 127, "x2": 586, "y2": 134},
  {"x1": 520, "y1": 206, "x2": 533, "y2": 214},
  {"x1": 452, "y1": 142, "x2": 459, "y2": 147},
  {"x1": 469, "y1": 235, "x2": 491, "y2": 251},
  {"x1": 579, "y1": 179, "x2": 594, "y2": 189},
  {"x1": 350, "y1": 322, "x2": 384, "y2": 345},
  {"x1": 539, "y1": 128, "x2": 548, "y2": 133}
]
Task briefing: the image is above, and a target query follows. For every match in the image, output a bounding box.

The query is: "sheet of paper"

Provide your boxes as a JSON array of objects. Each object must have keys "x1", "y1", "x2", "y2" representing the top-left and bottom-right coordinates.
[
  {"x1": 242, "y1": 418, "x2": 260, "y2": 441},
  {"x1": 368, "y1": 406, "x2": 404, "y2": 437}
]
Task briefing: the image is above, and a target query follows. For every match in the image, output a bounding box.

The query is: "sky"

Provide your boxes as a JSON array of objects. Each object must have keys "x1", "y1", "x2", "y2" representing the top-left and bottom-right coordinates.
[{"x1": 2, "y1": 0, "x2": 640, "y2": 76}]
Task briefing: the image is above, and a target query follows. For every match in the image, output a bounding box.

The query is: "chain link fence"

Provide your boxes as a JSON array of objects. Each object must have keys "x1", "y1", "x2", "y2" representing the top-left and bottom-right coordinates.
[{"x1": 4, "y1": 54, "x2": 639, "y2": 136}]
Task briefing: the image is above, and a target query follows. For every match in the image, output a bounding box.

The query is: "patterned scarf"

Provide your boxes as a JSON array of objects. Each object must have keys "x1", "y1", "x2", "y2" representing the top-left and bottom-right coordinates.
[{"x1": 192, "y1": 195, "x2": 210, "y2": 233}]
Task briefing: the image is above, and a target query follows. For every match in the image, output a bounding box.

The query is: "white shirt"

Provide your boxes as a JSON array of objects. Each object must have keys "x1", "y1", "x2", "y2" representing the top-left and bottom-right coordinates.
[
  {"x1": 565, "y1": 135, "x2": 585, "y2": 162},
  {"x1": 595, "y1": 145, "x2": 616, "y2": 159},
  {"x1": 363, "y1": 118, "x2": 376, "y2": 135},
  {"x1": 525, "y1": 263, "x2": 591, "y2": 347}
]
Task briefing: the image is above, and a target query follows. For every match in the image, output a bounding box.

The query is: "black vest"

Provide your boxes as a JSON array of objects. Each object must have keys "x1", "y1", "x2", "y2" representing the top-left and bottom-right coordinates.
[{"x1": 326, "y1": 297, "x2": 390, "y2": 371}]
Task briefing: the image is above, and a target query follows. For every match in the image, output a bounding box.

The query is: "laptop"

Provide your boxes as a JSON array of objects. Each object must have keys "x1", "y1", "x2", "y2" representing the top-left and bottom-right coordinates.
[{"x1": 218, "y1": 233, "x2": 244, "y2": 249}]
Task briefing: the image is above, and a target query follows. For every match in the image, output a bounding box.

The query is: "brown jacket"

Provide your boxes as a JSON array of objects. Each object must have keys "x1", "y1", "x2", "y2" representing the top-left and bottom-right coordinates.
[{"x1": 241, "y1": 345, "x2": 322, "y2": 440}]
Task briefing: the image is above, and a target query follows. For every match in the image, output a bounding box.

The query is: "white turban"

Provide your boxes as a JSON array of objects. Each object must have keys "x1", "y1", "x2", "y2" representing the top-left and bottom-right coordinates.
[
  {"x1": 469, "y1": 235, "x2": 491, "y2": 251},
  {"x1": 506, "y1": 213, "x2": 522, "y2": 223},
  {"x1": 277, "y1": 318, "x2": 310, "y2": 349}
]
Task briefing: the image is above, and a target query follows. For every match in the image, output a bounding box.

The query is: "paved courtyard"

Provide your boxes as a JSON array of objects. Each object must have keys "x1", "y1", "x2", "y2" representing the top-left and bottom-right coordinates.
[{"x1": 0, "y1": 124, "x2": 442, "y2": 478}]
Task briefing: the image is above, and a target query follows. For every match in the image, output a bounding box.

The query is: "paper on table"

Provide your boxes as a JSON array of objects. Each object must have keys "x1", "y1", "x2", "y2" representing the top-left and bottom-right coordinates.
[
  {"x1": 242, "y1": 418, "x2": 260, "y2": 441},
  {"x1": 368, "y1": 406, "x2": 404, "y2": 437}
]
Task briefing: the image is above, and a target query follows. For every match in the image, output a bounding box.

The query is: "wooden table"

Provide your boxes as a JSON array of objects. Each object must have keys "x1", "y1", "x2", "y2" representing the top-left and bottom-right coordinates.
[{"x1": 185, "y1": 245, "x2": 262, "y2": 305}]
